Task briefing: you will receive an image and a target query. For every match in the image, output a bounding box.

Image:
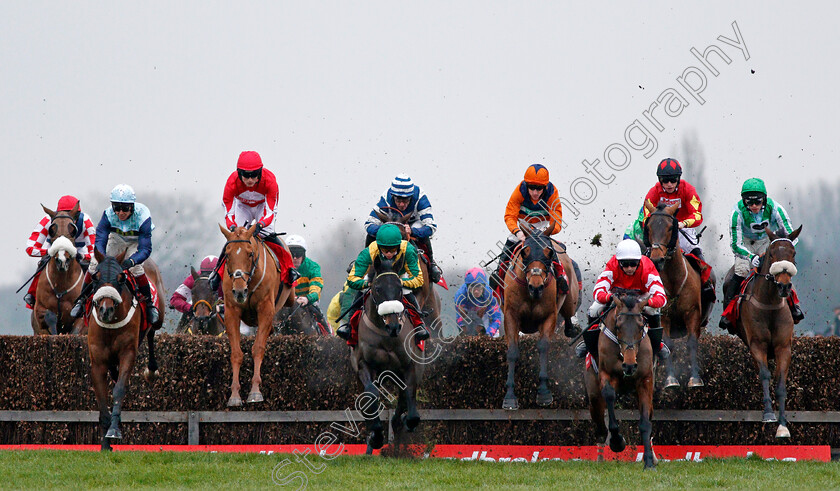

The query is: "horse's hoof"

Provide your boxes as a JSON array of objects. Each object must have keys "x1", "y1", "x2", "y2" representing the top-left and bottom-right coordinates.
[
  {"x1": 227, "y1": 396, "x2": 243, "y2": 407},
  {"x1": 105, "y1": 428, "x2": 122, "y2": 440},
  {"x1": 404, "y1": 414, "x2": 420, "y2": 432},
  {"x1": 536, "y1": 391, "x2": 553, "y2": 407},
  {"x1": 762, "y1": 412, "x2": 777, "y2": 423},
  {"x1": 687, "y1": 377, "x2": 704, "y2": 388},
  {"x1": 101, "y1": 445, "x2": 112, "y2": 452},
  {"x1": 644, "y1": 464, "x2": 657, "y2": 471},
  {"x1": 142, "y1": 368, "x2": 159, "y2": 383},
  {"x1": 368, "y1": 430, "x2": 384, "y2": 450},
  {"x1": 246, "y1": 392, "x2": 264, "y2": 403},
  {"x1": 776, "y1": 425, "x2": 790, "y2": 438},
  {"x1": 502, "y1": 398, "x2": 519, "y2": 411},
  {"x1": 663, "y1": 376, "x2": 680, "y2": 389},
  {"x1": 609, "y1": 433, "x2": 626, "y2": 453}
]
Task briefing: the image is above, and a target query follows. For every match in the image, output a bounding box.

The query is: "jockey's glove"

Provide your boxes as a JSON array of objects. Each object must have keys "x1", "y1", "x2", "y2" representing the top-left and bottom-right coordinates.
[
  {"x1": 122, "y1": 258, "x2": 135, "y2": 270},
  {"x1": 228, "y1": 224, "x2": 237, "y2": 232},
  {"x1": 254, "y1": 223, "x2": 263, "y2": 235},
  {"x1": 75, "y1": 252, "x2": 84, "y2": 262},
  {"x1": 751, "y1": 255, "x2": 761, "y2": 268}
]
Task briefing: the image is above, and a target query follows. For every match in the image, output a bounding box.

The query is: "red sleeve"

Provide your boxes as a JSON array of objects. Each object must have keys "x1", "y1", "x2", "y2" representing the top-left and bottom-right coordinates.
[
  {"x1": 642, "y1": 184, "x2": 660, "y2": 219},
  {"x1": 640, "y1": 258, "x2": 667, "y2": 308},
  {"x1": 81, "y1": 215, "x2": 96, "y2": 260},
  {"x1": 222, "y1": 172, "x2": 240, "y2": 228},
  {"x1": 678, "y1": 182, "x2": 703, "y2": 227},
  {"x1": 25, "y1": 216, "x2": 51, "y2": 257},
  {"x1": 258, "y1": 169, "x2": 278, "y2": 227},
  {"x1": 593, "y1": 257, "x2": 618, "y2": 304},
  {"x1": 169, "y1": 291, "x2": 191, "y2": 313}
]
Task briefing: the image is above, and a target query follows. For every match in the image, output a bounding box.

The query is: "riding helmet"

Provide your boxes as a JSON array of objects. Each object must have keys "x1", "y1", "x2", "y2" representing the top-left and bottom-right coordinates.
[
  {"x1": 390, "y1": 174, "x2": 415, "y2": 197},
  {"x1": 110, "y1": 184, "x2": 136, "y2": 203},
  {"x1": 199, "y1": 256, "x2": 219, "y2": 274},
  {"x1": 56, "y1": 195, "x2": 80, "y2": 211},
  {"x1": 615, "y1": 239, "x2": 643, "y2": 261},
  {"x1": 523, "y1": 164, "x2": 550, "y2": 186},
  {"x1": 237, "y1": 151, "x2": 263, "y2": 171},
  {"x1": 656, "y1": 158, "x2": 682, "y2": 177},
  {"x1": 376, "y1": 224, "x2": 403, "y2": 248},
  {"x1": 741, "y1": 177, "x2": 767, "y2": 197}
]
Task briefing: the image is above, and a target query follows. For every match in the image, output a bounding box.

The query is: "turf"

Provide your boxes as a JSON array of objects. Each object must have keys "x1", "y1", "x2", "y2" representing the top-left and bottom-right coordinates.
[{"x1": 0, "y1": 450, "x2": 837, "y2": 490}]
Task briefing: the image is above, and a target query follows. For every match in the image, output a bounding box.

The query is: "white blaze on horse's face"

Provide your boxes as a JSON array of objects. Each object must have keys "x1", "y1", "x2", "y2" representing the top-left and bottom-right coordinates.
[{"x1": 48, "y1": 236, "x2": 76, "y2": 271}]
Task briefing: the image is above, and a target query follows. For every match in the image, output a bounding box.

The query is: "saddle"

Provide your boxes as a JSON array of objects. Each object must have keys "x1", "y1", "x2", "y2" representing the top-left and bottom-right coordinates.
[
  {"x1": 683, "y1": 252, "x2": 713, "y2": 284},
  {"x1": 721, "y1": 271, "x2": 757, "y2": 329}
]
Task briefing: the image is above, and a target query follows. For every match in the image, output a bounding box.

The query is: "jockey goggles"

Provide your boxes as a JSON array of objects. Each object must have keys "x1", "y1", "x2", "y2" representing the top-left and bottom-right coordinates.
[
  {"x1": 618, "y1": 259, "x2": 640, "y2": 269},
  {"x1": 238, "y1": 168, "x2": 262, "y2": 180},
  {"x1": 111, "y1": 202, "x2": 134, "y2": 213},
  {"x1": 659, "y1": 176, "x2": 680, "y2": 184},
  {"x1": 526, "y1": 184, "x2": 546, "y2": 192},
  {"x1": 743, "y1": 196, "x2": 765, "y2": 207},
  {"x1": 289, "y1": 246, "x2": 305, "y2": 258}
]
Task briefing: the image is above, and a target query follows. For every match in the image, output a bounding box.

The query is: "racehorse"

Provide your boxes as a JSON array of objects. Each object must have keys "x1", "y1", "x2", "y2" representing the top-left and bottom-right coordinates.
[
  {"x1": 87, "y1": 249, "x2": 163, "y2": 451},
  {"x1": 178, "y1": 267, "x2": 224, "y2": 336},
  {"x1": 502, "y1": 220, "x2": 572, "y2": 410},
  {"x1": 31, "y1": 202, "x2": 86, "y2": 335},
  {"x1": 644, "y1": 203, "x2": 711, "y2": 388},
  {"x1": 275, "y1": 304, "x2": 330, "y2": 336},
  {"x1": 584, "y1": 289, "x2": 657, "y2": 470},
  {"x1": 729, "y1": 225, "x2": 802, "y2": 438},
  {"x1": 351, "y1": 253, "x2": 424, "y2": 454},
  {"x1": 218, "y1": 224, "x2": 294, "y2": 406},
  {"x1": 374, "y1": 208, "x2": 442, "y2": 332}
]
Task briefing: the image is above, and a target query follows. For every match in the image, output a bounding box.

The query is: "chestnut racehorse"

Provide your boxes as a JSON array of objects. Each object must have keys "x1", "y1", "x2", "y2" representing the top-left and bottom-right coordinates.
[
  {"x1": 218, "y1": 224, "x2": 294, "y2": 406},
  {"x1": 87, "y1": 249, "x2": 163, "y2": 451},
  {"x1": 731, "y1": 225, "x2": 802, "y2": 439},
  {"x1": 502, "y1": 220, "x2": 572, "y2": 410},
  {"x1": 584, "y1": 289, "x2": 657, "y2": 470},
  {"x1": 644, "y1": 203, "x2": 710, "y2": 388},
  {"x1": 31, "y1": 202, "x2": 86, "y2": 335}
]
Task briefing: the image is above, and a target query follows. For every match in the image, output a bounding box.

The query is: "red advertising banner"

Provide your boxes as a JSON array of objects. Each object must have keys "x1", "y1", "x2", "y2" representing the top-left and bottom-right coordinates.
[{"x1": 0, "y1": 444, "x2": 830, "y2": 462}]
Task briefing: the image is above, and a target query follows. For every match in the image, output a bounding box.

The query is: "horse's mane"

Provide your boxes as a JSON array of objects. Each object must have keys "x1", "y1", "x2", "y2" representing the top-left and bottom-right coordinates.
[
  {"x1": 654, "y1": 202, "x2": 669, "y2": 213},
  {"x1": 612, "y1": 288, "x2": 644, "y2": 309}
]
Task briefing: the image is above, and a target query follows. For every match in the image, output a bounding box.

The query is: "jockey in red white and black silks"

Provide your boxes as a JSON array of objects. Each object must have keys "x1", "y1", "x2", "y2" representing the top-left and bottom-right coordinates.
[
  {"x1": 24, "y1": 195, "x2": 96, "y2": 308},
  {"x1": 454, "y1": 267, "x2": 501, "y2": 337}
]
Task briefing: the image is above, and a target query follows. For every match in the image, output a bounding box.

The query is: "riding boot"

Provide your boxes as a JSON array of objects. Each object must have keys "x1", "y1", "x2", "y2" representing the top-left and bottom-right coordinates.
[
  {"x1": 336, "y1": 290, "x2": 362, "y2": 340},
  {"x1": 581, "y1": 323, "x2": 601, "y2": 360},
  {"x1": 718, "y1": 274, "x2": 745, "y2": 332},
  {"x1": 70, "y1": 272, "x2": 95, "y2": 319},
  {"x1": 789, "y1": 301, "x2": 805, "y2": 324},
  {"x1": 134, "y1": 274, "x2": 160, "y2": 325},
  {"x1": 25, "y1": 257, "x2": 51, "y2": 308},
  {"x1": 689, "y1": 247, "x2": 705, "y2": 261},
  {"x1": 422, "y1": 238, "x2": 442, "y2": 285},
  {"x1": 207, "y1": 243, "x2": 228, "y2": 291},
  {"x1": 404, "y1": 292, "x2": 430, "y2": 341},
  {"x1": 645, "y1": 314, "x2": 669, "y2": 360}
]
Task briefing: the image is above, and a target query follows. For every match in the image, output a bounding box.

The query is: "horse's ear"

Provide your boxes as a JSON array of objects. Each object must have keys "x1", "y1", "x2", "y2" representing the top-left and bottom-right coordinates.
[
  {"x1": 219, "y1": 223, "x2": 233, "y2": 240},
  {"x1": 544, "y1": 217, "x2": 555, "y2": 236},
  {"x1": 664, "y1": 203, "x2": 679, "y2": 216},
  {"x1": 639, "y1": 292, "x2": 651, "y2": 308},
  {"x1": 765, "y1": 227, "x2": 777, "y2": 241},
  {"x1": 94, "y1": 248, "x2": 105, "y2": 263},
  {"x1": 517, "y1": 219, "x2": 533, "y2": 237},
  {"x1": 116, "y1": 250, "x2": 127, "y2": 265},
  {"x1": 375, "y1": 210, "x2": 390, "y2": 223},
  {"x1": 644, "y1": 201, "x2": 655, "y2": 214},
  {"x1": 41, "y1": 204, "x2": 56, "y2": 219},
  {"x1": 543, "y1": 246, "x2": 553, "y2": 260},
  {"x1": 373, "y1": 253, "x2": 383, "y2": 273},
  {"x1": 400, "y1": 213, "x2": 411, "y2": 224},
  {"x1": 789, "y1": 225, "x2": 803, "y2": 241},
  {"x1": 246, "y1": 222, "x2": 258, "y2": 238},
  {"x1": 520, "y1": 246, "x2": 531, "y2": 261},
  {"x1": 191, "y1": 267, "x2": 199, "y2": 280},
  {"x1": 70, "y1": 201, "x2": 80, "y2": 220},
  {"x1": 394, "y1": 256, "x2": 405, "y2": 273}
]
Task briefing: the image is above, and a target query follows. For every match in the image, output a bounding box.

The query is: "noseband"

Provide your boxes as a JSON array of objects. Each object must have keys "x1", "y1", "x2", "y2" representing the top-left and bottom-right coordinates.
[
  {"x1": 644, "y1": 212, "x2": 679, "y2": 259},
  {"x1": 763, "y1": 237, "x2": 797, "y2": 286},
  {"x1": 224, "y1": 238, "x2": 262, "y2": 289}
]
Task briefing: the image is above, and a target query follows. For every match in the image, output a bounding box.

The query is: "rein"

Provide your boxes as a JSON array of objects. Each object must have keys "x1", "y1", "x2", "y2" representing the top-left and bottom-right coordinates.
[
  {"x1": 223, "y1": 238, "x2": 267, "y2": 297},
  {"x1": 45, "y1": 258, "x2": 83, "y2": 301}
]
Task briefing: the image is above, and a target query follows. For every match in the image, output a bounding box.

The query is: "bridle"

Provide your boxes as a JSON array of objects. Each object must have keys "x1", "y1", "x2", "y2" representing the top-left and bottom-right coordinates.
[
  {"x1": 223, "y1": 237, "x2": 266, "y2": 292},
  {"x1": 48, "y1": 213, "x2": 78, "y2": 241},
  {"x1": 643, "y1": 211, "x2": 679, "y2": 260},
  {"x1": 604, "y1": 311, "x2": 647, "y2": 353},
  {"x1": 762, "y1": 237, "x2": 797, "y2": 292}
]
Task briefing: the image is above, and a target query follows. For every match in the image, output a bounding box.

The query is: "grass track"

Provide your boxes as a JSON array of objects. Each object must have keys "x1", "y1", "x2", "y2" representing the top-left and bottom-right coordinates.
[{"x1": 1, "y1": 450, "x2": 838, "y2": 490}]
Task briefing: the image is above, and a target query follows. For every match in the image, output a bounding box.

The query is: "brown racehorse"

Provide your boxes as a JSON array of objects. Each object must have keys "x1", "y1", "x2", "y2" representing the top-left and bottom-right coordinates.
[
  {"x1": 584, "y1": 289, "x2": 657, "y2": 470},
  {"x1": 351, "y1": 254, "x2": 424, "y2": 454},
  {"x1": 502, "y1": 220, "x2": 570, "y2": 410},
  {"x1": 644, "y1": 203, "x2": 710, "y2": 388},
  {"x1": 731, "y1": 225, "x2": 802, "y2": 439},
  {"x1": 374, "y1": 209, "x2": 442, "y2": 326},
  {"x1": 87, "y1": 249, "x2": 163, "y2": 451},
  {"x1": 31, "y1": 203, "x2": 86, "y2": 335},
  {"x1": 218, "y1": 224, "x2": 294, "y2": 406},
  {"x1": 178, "y1": 268, "x2": 224, "y2": 336}
]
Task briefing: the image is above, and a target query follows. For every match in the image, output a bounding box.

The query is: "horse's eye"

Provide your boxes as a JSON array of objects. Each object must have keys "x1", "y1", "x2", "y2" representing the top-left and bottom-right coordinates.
[{"x1": 48, "y1": 224, "x2": 57, "y2": 237}]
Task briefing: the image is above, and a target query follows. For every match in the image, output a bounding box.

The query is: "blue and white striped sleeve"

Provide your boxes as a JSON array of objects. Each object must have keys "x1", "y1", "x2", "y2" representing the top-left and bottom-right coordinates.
[
  {"x1": 364, "y1": 195, "x2": 389, "y2": 237},
  {"x1": 411, "y1": 190, "x2": 437, "y2": 238}
]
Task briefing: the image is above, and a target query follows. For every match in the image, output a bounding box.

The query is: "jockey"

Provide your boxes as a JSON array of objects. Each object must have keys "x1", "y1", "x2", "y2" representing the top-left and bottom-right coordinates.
[
  {"x1": 286, "y1": 234, "x2": 329, "y2": 329},
  {"x1": 454, "y1": 267, "x2": 501, "y2": 337},
  {"x1": 642, "y1": 158, "x2": 714, "y2": 301},
  {"x1": 719, "y1": 178, "x2": 804, "y2": 332},
  {"x1": 70, "y1": 184, "x2": 160, "y2": 324},
  {"x1": 492, "y1": 164, "x2": 581, "y2": 292},
  {"x1": 208, "y1": 151, "x2": 298, "y2": 290},
  {"x1": 336, "y1": 224, "x2": 430, "y2": 343},
  {"x1": 575, "y1": 239, "x2": 670, "y2": 361},
  {"x1": 24, "y1": 195, "x2": 95, "y2": 308},
  {"x1": 622, "y1": 207, "x2": 645, "y2": 244},
  {"x1": 364, "y1": 174, "x2": 441, "y2": 284},
  {"x1": 169, "y1": 256, "x2": 222, "y2": 327}
]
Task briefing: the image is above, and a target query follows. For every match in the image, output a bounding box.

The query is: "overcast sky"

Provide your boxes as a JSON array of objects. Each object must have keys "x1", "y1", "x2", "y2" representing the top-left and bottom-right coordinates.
[{"x1": 2, "y1": 2, "x2": 838, "y2": 286}]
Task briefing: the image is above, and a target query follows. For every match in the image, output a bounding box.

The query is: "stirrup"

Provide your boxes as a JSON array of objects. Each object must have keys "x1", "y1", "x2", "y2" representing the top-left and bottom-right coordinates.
[
  {"x1": 70, "y1": 298, "x2": 86, "y2": 319},
  {"x1": 414, "y1": 325, "x2": 430, "y2": 341},
  {"x1": 657, "y1": 343, "x2": 671, "y2": 360},
  {"x1": 24, "y1": 293, "x2": 35, "y2": 308},
  {"x1": 336, "y1": 324, "x2": 351, "y2": 340},
  {"x1": 575, "y1": 341, "x2": 587, "y2": 359},
  {"x1": 146, "y1": 303, "x2": 160, "y2": 324}
]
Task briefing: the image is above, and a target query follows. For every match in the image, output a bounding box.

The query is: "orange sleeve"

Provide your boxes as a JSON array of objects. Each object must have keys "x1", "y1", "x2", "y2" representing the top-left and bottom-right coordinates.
[
  {"x1": 545, "y1": 188, "x2": 563, "y2": 234},
  {"x1": 504, "y1": 186, "x2": 525, "y2": 234}
]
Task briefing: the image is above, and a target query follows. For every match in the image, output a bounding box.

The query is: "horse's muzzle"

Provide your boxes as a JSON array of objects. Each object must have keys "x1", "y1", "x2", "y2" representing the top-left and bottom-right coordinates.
[
  {"x1": 98, "y1": 304, "x2": 116, "y2": 323},
  {"x1": 622, "y1": 363, "x2": 638, "y2": 377},
  {"x1": 528, "y1": 285, "x2": 544, "y2": 299},
  {"x1": 232, "y1": 288, "x2": 248, "y2": 304},
  {"x1": 776, "y1": 282, "x2": 792, "y2": 298}
]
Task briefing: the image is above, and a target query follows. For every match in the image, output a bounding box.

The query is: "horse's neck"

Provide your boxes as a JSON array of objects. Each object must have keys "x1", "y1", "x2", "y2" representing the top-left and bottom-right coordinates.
[
  {"x1": 662, "y1": 250, "x2": 687, "y2": 289},
  {"x1": 46, "y1": 259, "x2": 82, "y2": 291},
  {"x1": 751, "y1": 268, "x2": 778, "y2": 300}
]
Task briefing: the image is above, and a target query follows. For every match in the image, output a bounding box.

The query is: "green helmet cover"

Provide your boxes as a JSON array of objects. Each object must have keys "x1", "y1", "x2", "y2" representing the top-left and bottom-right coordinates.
[
  {"x1": 741, "y1": 178, "x2": 767, "y2": 196},
  {"x1": 376, "y1": 224, "x2": 403, "y2": 247}
]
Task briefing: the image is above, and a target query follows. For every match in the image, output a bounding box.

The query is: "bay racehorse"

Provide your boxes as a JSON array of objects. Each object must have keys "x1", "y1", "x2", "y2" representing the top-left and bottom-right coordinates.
[
  {"x1": 179, "y1": 267, "x2": 224, "y2": 336},
  {"x1": 31, "y1": 202, "x2": 86, "y2": 335},
  {"x1": 351, "y1": 254, "x2": 424, "y2": 454},
  {"x1": 730, "y1": 225, "x2": 802, "y2": 438},
  {"x1": 644, "y1": 203, "x2": 712, "y2": 388},
  {"x1": 218, "y1": 224, "x2": 294, "y2": 406},
  {"x1": 584, "y1": 289, "x2": 657, "y2": 470},
  {"x1": 502, "y1": 220, "x2": 572, "y2": 410},
  {"x1": 87, "y1": 249, "x2": 163, "y2": 451},
  {"x1": 275, "y1": 304, "x2": 330, "y2": 335}
]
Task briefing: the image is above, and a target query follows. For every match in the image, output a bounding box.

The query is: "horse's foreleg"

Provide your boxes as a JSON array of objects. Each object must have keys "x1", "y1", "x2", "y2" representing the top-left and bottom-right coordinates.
[
  {"x1": 774, "y1": 344, "x2": 792, "y2": 437},
  {"x1": 750, "y1": 343, "x2": 775, "y2": 423},
  {"x1": 106, "y1": 351, "x2": 136, "y2": 441},
  {"x1": 247, "y1": 307, "x2": 273, "y2": 404},
  {"x1": 503, "y1": 327, "x2": 520, "y2": 410},
  {"x1": 601, "y1": 377, "x2": 625, "y2": 453},
  {"x1": 403, "y1": 367, "x2": 420, "y2": 432},
  {"x1": 585, "y1": 368, "x2": 607, "y2": 442},
  {"x1": 142, "y1": 329, "x2": 159, "y2": 383},
  {"x1": 536, "y1": 328, "x2": 553, "y2": 406},
  {"x1": 90, "y1": 360, "x2": 112, "y2": 451},
  {"x1": 226, "y1": 313, "x2": 244, "y2": 407},
  {"x1": 639, "y1": 377, "x2": 655, "y2": 470},
  {"x1": 687, "y1": 316, "x2": 704, "y2": 387},
  {"x1": 662, "y1": 331, "x2": 679, "y2": 389},
  {"x1": 357, "y1": 362, "x2": 384, "y2": 453}
]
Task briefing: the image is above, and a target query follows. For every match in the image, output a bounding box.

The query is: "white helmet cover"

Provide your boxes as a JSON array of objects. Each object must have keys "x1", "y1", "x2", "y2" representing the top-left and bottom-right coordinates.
[{"x1": 615, "y1": 239, "x2": 642, "y2": 261}]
